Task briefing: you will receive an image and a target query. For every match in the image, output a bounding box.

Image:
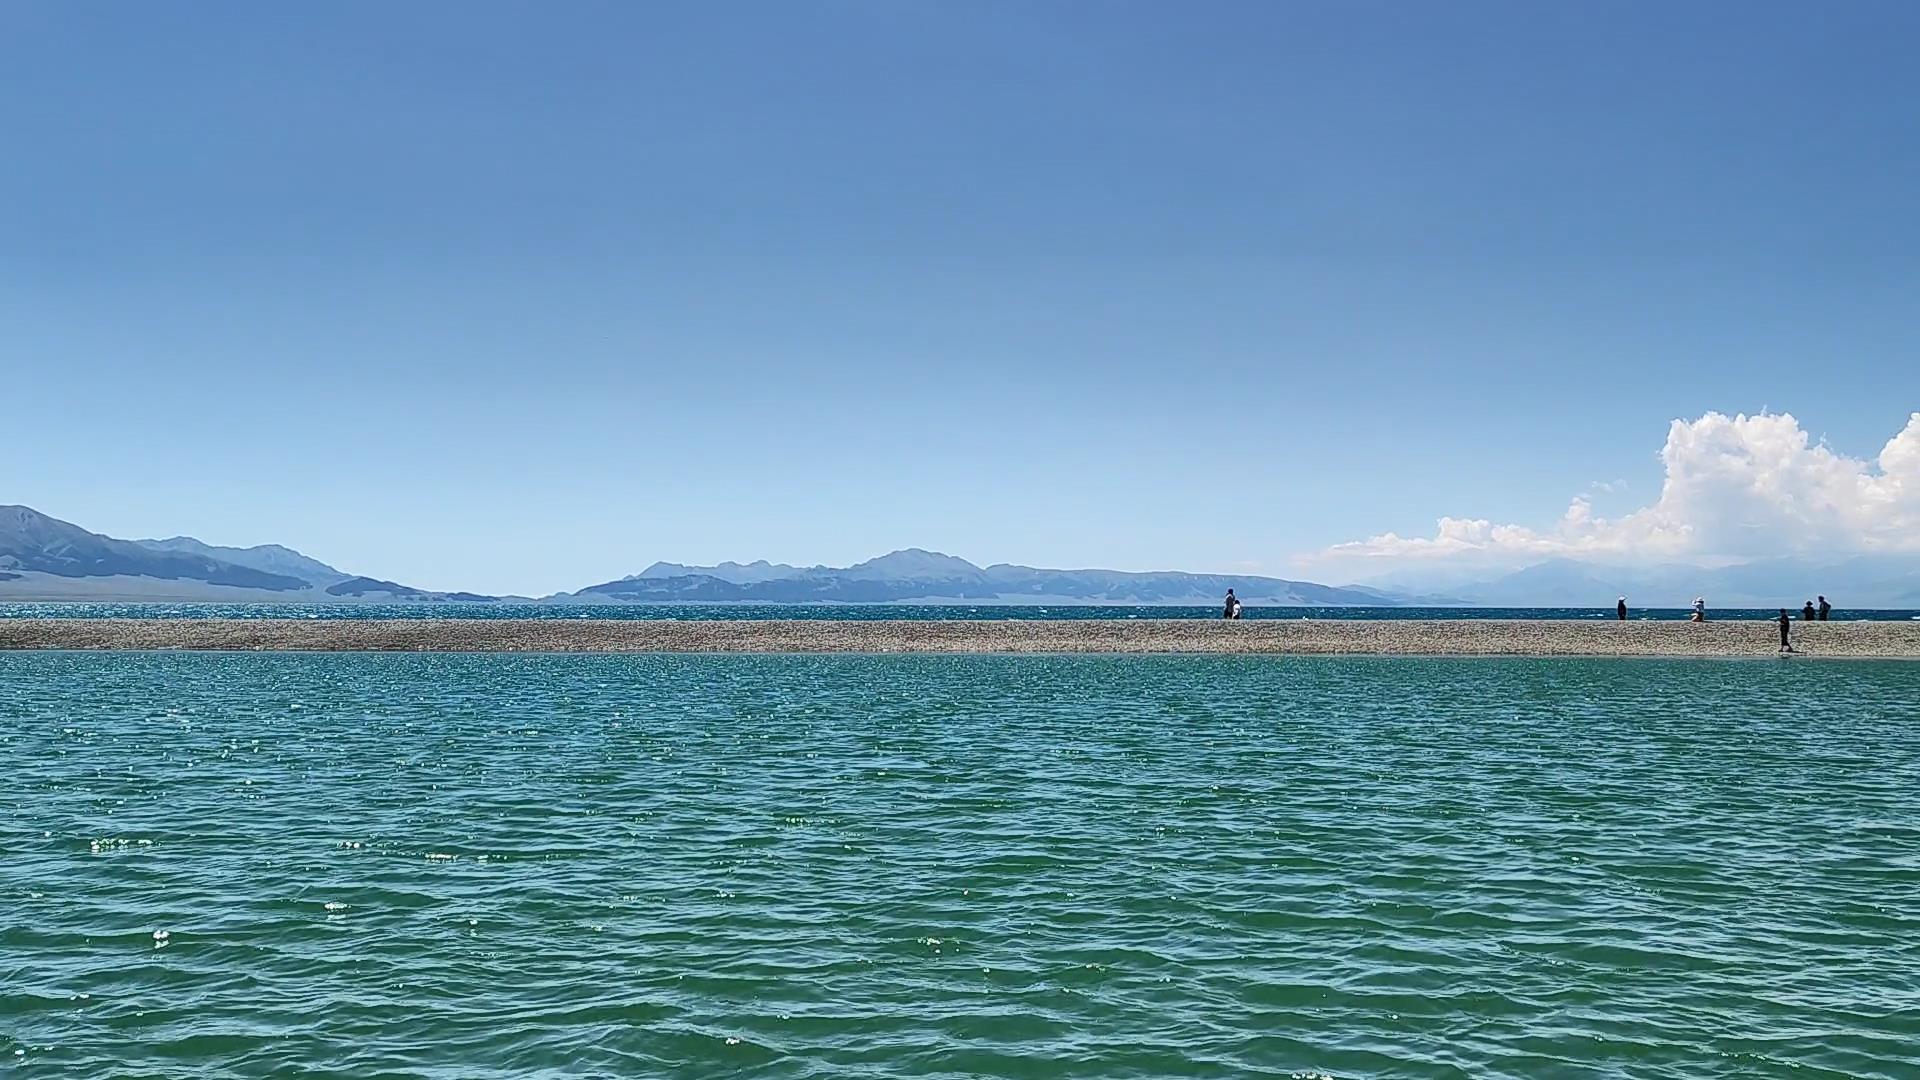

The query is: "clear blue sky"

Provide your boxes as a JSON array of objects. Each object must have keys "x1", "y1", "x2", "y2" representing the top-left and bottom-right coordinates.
[{"x1": 5, "y1": 1, "x2": 1917, "y2": 595}]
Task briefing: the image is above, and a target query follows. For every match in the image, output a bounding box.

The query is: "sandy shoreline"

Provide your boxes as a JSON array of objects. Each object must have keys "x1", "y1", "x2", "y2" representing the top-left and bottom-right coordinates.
[{"x1": 1, "y1": 618, "x2": 1917, "y2": 658}]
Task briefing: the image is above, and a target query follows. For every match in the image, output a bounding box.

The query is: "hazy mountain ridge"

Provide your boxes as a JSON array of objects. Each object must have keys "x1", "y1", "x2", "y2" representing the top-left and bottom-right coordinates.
[
  {"x1": 568, "y1": 549, "x2": 1433, "y2": 606},
  {"x1": 634, "y1": 559, "x2": 805, "y2": 584},
  {"x1": 135, "y1": 536, "x2": 351, "y2": 585},
  {"x1": 1419, "y1": 555, "x2": 1920, "y2": 609}
]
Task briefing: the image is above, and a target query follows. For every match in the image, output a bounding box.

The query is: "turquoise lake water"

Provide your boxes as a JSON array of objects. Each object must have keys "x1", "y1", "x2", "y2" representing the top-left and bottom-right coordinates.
[{"x1": 4, "y1": 653, "x2": 1917, "y2": 1078}]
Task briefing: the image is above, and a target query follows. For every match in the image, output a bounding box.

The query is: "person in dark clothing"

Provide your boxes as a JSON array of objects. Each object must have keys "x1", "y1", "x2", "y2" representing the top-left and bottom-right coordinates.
[
  {"x1": 1778, "y1": 609, "x2": 1794, "y2": 652},
  {"x1": 1818, "y1": 596, "x2": 1832, "y2": 621},
  {"x1": 1223, "y1": 589, "x2": 1241, "y2": 620},
  {"x1": 1801, "y1": 600, "x2": 1816, "y2": 621},
  {"x1": 1616, "y1": 596, "x2": 1628, "y2": 621}
]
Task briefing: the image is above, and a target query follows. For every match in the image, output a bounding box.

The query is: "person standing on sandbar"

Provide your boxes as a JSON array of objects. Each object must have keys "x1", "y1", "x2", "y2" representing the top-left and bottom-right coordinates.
[
  {"x1": 1778, "y1": 608, "x2": 1794, "y2": 652},
  {"x1": 1616, "y1": 596, "x2": 1628, "y2": 621}
]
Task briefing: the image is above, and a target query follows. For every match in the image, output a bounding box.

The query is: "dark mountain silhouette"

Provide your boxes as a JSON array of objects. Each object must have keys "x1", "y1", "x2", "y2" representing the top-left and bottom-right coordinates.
[{"x1": 325, "y1": 576, "x2": 495, "y2": 602}]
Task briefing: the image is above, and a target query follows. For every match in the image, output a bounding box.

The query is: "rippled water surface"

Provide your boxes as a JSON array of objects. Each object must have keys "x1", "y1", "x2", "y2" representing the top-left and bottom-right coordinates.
[{"x1": 4, "y1": 653, "x2": 1918, "y2": 1078}]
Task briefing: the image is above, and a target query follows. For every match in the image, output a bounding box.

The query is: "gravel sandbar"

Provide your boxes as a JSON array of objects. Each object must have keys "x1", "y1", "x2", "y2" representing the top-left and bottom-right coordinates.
[{"x1": 1, "y1": 618, "x2": 1916, "y2": 658}]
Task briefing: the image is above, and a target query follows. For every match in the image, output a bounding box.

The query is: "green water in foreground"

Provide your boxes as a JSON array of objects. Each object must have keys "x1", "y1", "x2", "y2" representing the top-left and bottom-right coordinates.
[{"x1": 3, "y1": 653, "x2": 1917, "y2": 1079}]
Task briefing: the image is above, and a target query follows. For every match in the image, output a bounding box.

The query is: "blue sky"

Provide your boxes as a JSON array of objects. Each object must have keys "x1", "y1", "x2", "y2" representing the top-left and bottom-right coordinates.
[{"x1": 5, "y1": 1, "x2": 1918, "y2": 595}]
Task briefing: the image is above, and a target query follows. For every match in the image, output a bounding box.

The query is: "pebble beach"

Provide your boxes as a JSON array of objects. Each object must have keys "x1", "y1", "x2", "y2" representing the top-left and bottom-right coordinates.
[{"x1": 3, "y1": 617, "x2": 1917, "y2": 657}]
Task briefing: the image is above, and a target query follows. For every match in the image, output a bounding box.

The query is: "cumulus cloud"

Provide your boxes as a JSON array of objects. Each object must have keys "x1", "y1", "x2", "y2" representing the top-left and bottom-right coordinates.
[{"x1": 1312, "y1": 411, "x2": 1920, "y2": 570}]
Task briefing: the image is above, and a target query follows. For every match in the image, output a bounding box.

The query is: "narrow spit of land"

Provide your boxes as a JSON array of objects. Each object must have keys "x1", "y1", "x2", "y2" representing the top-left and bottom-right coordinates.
[{"x1": 2, "y1": 619, "x2": 1917, "y2": 657}]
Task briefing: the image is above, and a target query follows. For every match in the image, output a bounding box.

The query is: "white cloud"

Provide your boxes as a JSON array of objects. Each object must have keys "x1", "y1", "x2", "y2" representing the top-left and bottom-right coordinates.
[{"x1": 1310, "y1": 411, "x2": 1920, "y2": 571}]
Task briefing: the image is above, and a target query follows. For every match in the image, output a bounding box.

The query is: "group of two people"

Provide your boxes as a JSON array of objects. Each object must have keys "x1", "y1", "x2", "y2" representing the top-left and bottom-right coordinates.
[
  {"x1": 1615, "y1": 597, "x2": 1715, "y2": 621},
  {"x1": 1621, "y1": 597, "x2": 1714, "y2": 622}
]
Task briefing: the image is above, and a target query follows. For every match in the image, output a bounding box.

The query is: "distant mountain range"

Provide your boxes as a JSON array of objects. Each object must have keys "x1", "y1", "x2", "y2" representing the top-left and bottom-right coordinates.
[
  {"x1": 0, "y1": 504, "x2": 1437, "y2": 606},
  {"x1": 562, "y1": 549, "x2": 1441, "y2": 605},
  {"x1": 11, "y1": 503, "x2": 1911, "y2": 608}
]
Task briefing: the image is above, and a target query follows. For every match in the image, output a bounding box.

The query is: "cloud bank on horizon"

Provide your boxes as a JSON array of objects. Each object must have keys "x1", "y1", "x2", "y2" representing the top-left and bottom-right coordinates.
[{"x1": 1311, "y1": 411, "x2": 1920, "y2": 573}]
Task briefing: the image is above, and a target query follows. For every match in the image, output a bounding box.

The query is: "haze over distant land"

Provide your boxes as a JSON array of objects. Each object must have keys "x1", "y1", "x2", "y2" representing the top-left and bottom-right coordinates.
[
  {"x1": 5, "y1": 500, "x2": 1919, "y2": 607},
  {"x1": 557, "y1": 549, "x2": 1434, "y2": 606}
]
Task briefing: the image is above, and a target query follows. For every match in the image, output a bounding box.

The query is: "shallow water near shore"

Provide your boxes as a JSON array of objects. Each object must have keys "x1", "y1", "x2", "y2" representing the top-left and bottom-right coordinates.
[{"x1": 4, "y1": 653, "x2": 1918, "y2": 1078}]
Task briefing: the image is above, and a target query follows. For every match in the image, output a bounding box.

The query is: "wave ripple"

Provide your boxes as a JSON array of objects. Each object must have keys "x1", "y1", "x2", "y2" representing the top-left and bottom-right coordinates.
[{"x1": 3, "y1": 653, "x2": 1918, "y2": 1078}]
